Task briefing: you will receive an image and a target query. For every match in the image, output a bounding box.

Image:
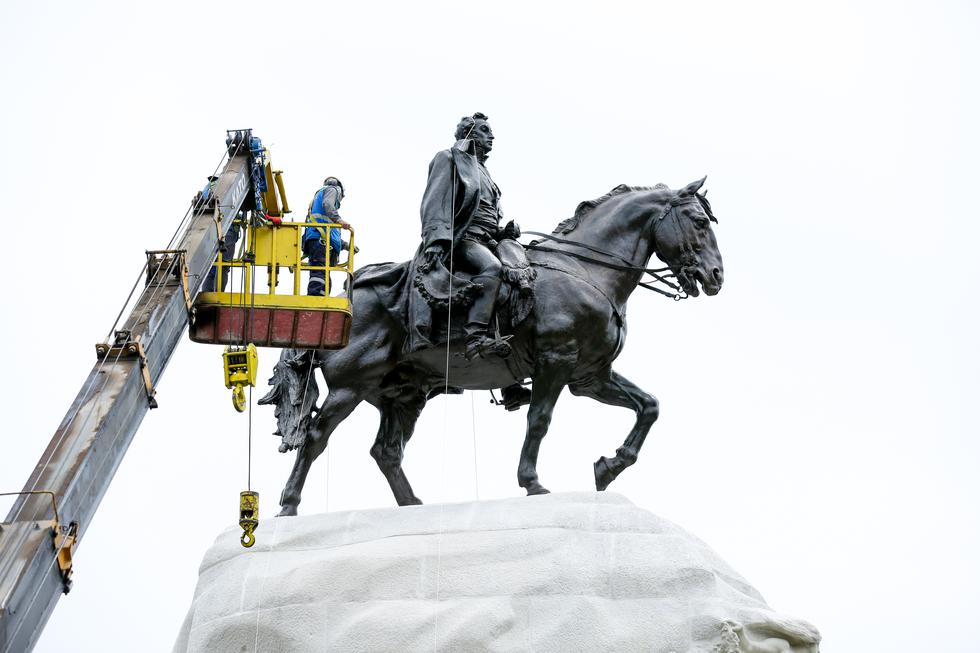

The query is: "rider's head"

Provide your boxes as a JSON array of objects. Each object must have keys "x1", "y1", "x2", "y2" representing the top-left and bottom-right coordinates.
[
  {"x1": 455, "y1": 112, "x2": 493, "y2": 156},
  {"x1": 323, "y1": 176, "x2": 345, "y2": 198}
]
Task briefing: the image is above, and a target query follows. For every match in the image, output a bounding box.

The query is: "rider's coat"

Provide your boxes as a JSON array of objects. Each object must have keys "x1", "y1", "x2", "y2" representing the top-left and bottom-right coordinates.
[{"x1": 419, "y1": 139, "x2": 500, "y2": 250}]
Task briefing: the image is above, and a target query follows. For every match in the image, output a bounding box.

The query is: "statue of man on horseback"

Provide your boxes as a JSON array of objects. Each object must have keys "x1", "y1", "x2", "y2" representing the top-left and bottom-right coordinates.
[{"x1": 262, "y1": 112, "x2": 725, "y2": 516}]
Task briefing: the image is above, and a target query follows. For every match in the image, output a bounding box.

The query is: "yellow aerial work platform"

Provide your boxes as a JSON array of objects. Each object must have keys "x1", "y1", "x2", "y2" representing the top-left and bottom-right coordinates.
[{"x1": 190, "y1": 219, "x2": 355, "y2": 350}]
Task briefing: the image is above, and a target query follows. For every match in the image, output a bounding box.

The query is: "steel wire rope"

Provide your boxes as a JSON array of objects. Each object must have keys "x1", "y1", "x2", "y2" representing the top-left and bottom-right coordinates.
[
  {"x1": 433, "y1": 209, "x2": 454, "y2": 653},
  {"x1": 471, "y1": 392, "x2": 479, "y2": 500},
  {"x1": 433, "y1": 119, "x2": 484, "y2": 653},
  {"x1": 246, "y1": 223, "x2": 258, "y2": 493},
  {"x1": 14, "y1": 140, "x2": 247, "y2": 525},
  {"x1": 231, "y1": 221, "x2": 252, "y2": 487},
  {"x1": 248, "y1": 384, "x2": 253, "y2": 492},
  {"x1": 294, "y1": 351, "x2": 317, "y2": 509}
]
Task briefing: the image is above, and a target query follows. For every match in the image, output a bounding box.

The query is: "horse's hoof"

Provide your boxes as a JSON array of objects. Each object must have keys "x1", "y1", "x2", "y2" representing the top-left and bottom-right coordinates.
[
  {"x1": 594, "y1": 457, "x2": 616, "y2": 491},
  {"x1": 525, "y1": 481, "x2": 551, "y2": 496},
  {"x1": 399, "y1": 497, "x2": 423, "y2": 506},
  {"x1": 277, "y1": 505, "x2": 298, "y2": 517}
]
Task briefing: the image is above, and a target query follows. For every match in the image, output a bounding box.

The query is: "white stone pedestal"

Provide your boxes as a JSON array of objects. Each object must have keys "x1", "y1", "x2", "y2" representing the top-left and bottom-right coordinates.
[{"x1": 173, "y1": 492, "x2": 819, "y2": 653}]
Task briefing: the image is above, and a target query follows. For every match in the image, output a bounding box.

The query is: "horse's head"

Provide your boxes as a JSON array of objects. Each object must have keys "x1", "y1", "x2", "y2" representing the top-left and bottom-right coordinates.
[
  {"x1": 651, "y1": 177, "x2": 724, "y2": 297},
  {"x1": 550, "y1": 178, "x2": 724, "y2": 299}
]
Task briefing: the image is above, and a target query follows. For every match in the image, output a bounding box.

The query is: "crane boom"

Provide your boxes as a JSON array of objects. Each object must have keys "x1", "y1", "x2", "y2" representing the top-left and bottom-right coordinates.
[{"x1": 0, "y1": 133, "x2": 258, "y2": 652}]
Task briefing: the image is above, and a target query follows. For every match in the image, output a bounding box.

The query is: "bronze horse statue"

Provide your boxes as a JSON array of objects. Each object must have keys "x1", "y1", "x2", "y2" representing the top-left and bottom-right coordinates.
[{"x1": 261, "y1": 177, "x2": 724, "y2": 515}]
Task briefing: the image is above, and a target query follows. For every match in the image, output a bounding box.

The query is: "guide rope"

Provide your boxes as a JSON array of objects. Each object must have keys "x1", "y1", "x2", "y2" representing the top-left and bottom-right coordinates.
[{"x1": 433, "y1": 120, "x2": 486, "y2": 653}]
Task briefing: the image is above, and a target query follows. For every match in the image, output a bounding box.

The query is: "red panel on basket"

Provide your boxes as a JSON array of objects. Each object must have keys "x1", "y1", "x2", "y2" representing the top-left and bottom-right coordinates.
[
  {"x1": 191, "y1": 305, "x2": 350, "y2": 349},
  {"x1": 217, "y1": 307, "x2": 244, "y2": 343},
  {"x1": 293, "y1": 311, "x2": 323, "y2": 348},
  {"x1": 323, "y1": 312, "x2": 348, "y2": 347},
  {"x1": 244, "y1": 309, "x2": 271, "y2": 344},
  {"x1": 270, "y1": 309, "x2": 295, "y2": 348}
]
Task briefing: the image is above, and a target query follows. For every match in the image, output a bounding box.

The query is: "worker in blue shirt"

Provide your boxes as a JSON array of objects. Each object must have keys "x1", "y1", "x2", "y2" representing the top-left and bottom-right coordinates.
[{"x1": 302, "y1": 176, "x2": 352, "y2": 296}]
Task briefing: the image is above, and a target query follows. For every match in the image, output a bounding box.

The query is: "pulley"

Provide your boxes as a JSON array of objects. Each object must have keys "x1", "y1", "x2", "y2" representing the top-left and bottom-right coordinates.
[{"x1": 222, "y1": 344, "x2": 258, "y2": 412}]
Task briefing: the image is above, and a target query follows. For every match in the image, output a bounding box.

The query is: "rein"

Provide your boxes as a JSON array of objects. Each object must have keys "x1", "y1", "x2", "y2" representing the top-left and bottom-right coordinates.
[{"x1": 522, "y1": 202, "x2": 692, "y2": 301}]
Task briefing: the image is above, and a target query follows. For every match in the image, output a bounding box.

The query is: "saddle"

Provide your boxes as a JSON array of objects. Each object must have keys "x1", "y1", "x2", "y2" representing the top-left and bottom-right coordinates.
[{"x1": 412, "y1": 238, "x2": 536, "y2": 344}]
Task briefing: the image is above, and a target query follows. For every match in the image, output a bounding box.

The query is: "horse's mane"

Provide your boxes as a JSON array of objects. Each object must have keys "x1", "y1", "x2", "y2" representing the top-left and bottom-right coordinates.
[
  {"x1": 553, "y1": 182, "x2": 716, "y2": 234},
  {"x1": 553, "y1": 183, "x2": 670, "y2": 234}
]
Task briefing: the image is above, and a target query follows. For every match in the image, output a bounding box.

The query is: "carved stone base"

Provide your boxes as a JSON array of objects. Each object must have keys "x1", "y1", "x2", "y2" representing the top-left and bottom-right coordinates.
[{"x1": 173, "y1": 493, "x2": 819, "y2": 653}]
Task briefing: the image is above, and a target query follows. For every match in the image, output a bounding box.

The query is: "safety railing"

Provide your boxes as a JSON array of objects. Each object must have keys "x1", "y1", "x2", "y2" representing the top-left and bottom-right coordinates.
[{"x1": 210, "y1": 220, "x2": 355, "y2": 304}]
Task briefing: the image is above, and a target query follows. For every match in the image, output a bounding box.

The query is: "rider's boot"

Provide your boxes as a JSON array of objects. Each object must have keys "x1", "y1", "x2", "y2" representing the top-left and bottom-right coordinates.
[{"x1": 464, "y1": 275, "x2": 511, "y2": 360}]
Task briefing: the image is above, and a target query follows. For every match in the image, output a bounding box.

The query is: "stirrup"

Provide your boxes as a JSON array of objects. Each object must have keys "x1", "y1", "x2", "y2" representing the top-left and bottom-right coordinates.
[{"x1": 465, "y1": 334, "x2": 513, "y2": 360}]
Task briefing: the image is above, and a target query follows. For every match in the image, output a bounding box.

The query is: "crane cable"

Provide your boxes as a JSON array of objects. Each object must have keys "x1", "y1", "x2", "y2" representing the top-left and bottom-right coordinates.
[
  {"x1": 233, "y1": 212, "x2": 259, "y2": 547},
  {"x1": 435, "y1": 119, "x2": 493, "y2": 653}
]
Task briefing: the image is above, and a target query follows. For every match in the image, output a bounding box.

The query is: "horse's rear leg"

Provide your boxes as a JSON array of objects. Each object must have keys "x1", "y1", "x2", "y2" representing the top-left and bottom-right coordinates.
[
  {"x1": 370, "y1": 391, "x2": 427, "y2": 506},
  {"x1": 278, "y1": 388, "x2": 360, "y2": 516},
  {"x1": 569, "y1": 369, "x2": 659, "y2": 491}
]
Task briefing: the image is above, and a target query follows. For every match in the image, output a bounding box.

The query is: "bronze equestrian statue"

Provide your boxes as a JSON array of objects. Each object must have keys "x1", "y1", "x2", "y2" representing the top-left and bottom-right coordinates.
[{"x1": 261, "y1": 113, "x2": 725, "y2": 515}]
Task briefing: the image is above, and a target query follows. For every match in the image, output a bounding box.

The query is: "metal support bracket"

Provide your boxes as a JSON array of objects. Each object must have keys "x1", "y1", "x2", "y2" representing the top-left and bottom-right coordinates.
[
  {"x1": 0, "y1": 491, "x2": 78, "y2": 594},
  {"x1": 212, "y1": 211, "x2": 224, "y2": 246},
  {"x1": 144, "y1": 249, "x2": 192, "y2": 313},
  {"x1": 53, "y1": 521, "x2": 78, "y2": 594},
  {"x1": 94, "y1": 332, "x2": 158, "y2": 409}
]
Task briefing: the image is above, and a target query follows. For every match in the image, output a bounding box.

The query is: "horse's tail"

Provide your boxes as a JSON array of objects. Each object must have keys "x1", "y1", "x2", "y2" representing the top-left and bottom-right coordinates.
[{"x1": 259, "y1": 349, "x2": 320, "y2": 453}]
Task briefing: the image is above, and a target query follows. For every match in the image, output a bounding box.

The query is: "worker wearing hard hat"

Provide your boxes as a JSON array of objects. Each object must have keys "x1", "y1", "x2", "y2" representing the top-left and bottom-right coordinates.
[{"x1": 302, "y1": 177, "x2": 353, "y2": 295}]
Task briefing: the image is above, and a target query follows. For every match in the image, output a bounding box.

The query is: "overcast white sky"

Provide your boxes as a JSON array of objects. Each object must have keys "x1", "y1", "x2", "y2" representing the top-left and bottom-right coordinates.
[{"x1": 1, "y1": 1, "x2": 978, "y2": 651}]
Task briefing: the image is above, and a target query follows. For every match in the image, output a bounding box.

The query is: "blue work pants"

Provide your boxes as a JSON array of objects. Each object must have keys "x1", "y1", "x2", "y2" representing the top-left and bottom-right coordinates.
[{"x1": 303, "y1": 239, "x2": 339, "y2": 296}]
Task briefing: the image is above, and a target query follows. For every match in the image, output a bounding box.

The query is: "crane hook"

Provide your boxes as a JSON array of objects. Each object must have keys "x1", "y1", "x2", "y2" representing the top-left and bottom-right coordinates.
[
  {"x1": 232, "y1": 386, "x2": 247, "y2": 413},
  {"x1": 239, "y1": 491, "x2": 259, "y2": 548}
]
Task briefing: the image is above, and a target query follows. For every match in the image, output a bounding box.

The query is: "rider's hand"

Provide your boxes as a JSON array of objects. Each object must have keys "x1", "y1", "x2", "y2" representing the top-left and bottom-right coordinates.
[
  {"x1": 338, "y1": 219, "x2": 352, "y2": 229},
  {"x1": 501, "y1": 220, "x2": 521, "y2": 240},
  {"x1": 421, "y1": 243, "x2": 446, "y2": 271},
  {"x1": 266, "y1": 214, "x2": 282, "y2": 226}
]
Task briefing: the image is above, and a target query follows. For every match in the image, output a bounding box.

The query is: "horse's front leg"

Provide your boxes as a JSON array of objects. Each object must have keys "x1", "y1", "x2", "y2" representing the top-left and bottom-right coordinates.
[
  {"x1": 278, "y1": 388, "x2": 361, "y2": 516},
  {"x1": 518, "y1": 353, "x2": 576, "y2": 495},
  {"x1": 569, "y1": 368, "x2": 659, "y2": 491}
]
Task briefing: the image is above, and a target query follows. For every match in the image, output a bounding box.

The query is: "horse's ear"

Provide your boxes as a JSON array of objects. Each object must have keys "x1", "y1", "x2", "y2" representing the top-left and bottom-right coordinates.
[{"x1": 680, "y1": 176, "x2": 707, "y2": 197}]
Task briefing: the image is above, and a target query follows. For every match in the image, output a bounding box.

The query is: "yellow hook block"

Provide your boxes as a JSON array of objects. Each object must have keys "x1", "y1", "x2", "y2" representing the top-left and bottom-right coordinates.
[
  {"x1": 223, "y1": 344, "x2": 258, "y2": 413},
  {"x1": 240, "y1": 490, "x2": 259, "y2": 548}
]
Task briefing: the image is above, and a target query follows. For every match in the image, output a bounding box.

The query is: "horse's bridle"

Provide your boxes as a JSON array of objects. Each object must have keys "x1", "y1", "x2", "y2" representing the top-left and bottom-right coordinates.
[{"x1": 523, "y1": 196, "x2": 702, "y2": 301}]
